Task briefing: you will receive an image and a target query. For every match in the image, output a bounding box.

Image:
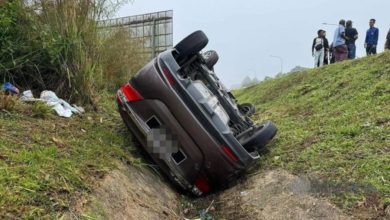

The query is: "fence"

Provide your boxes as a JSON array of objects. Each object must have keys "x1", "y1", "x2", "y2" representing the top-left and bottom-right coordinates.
[{"x1": 98, "y1": 10, "x2": 173, "y2": 59}]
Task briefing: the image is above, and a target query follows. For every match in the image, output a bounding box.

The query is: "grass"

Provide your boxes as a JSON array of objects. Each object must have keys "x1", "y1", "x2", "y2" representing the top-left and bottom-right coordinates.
[
  {"x1": 30, "y1": 102, "x2": 52, "y2": 119},
  {"x1": 1, "y1": 51, "x2": 389, "y2": 218},
  {"x1": 0, "y1": 91, "x2": 17, "y2": 111},
  {"x1": 0, "y1": 93, "x2": 139, "y2": 219},
  {"x1": 234, "y1": 52, "x2": 390, "y2": 209}
]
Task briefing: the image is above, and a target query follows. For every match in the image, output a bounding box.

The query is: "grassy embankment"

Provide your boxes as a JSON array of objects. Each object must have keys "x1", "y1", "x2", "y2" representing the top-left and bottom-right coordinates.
[
  {"x1": 0, "y1": 94, "x2": 140, "y2": 219},
  {"x1": 235, "y1": 52, "x2": 390, "y2": 208},
  {"x1": 0, "y1": 1, "x2": 147, "y2": 218}
]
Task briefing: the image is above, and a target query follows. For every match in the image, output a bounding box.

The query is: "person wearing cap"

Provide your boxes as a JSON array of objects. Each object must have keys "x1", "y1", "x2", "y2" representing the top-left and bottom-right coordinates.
[
  {"x1": 345, "y1": 20, "x2": 358, "y2": 59},
  {"x1": 333, "y1": 19, "x2": 348, "y2": 62},
  {"x1": 365, "y1": 18, "x2": 379, "y2": 55}
]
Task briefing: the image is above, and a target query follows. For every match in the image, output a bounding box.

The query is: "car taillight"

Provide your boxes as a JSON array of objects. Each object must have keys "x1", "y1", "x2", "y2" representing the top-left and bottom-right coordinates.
[
  {"x1": 121, "y1": 83, "x2": 143, "y2": 102},
  {"x1": 162, "y1": 67, "x2": 176, "y2": 86},
  {"x1": 195, "y1": 176, "x2": 210, "y2": 193},
  {"x1": 222, "y1": 145, "x2": 238, "y2": 162}
]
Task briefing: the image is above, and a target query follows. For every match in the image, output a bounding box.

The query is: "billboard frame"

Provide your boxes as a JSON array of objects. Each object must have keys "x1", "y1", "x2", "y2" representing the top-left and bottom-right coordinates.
[{"x1": 98, "y1": 10, "x2": 173, "y2": 58}]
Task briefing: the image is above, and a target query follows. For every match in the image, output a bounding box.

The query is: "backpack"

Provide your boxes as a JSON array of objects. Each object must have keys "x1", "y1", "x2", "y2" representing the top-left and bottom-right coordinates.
[{"x1": 315, "y1": 38, "x2": 324, "y2": 51}]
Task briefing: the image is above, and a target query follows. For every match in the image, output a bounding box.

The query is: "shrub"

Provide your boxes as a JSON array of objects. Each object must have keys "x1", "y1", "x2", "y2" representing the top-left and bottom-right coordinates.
[
  {"x1": 99, "y1": 28, "x2": 147, "y2": 91},
  {"x1": 31, "y1": 101, "x2": 52, "y2": 119},
  {"x1": 0, "y1": 91, "x2": 17, "y2": 111},
  {"x1": 0, "y1": 0, "x2": 144, "y2": 106}
]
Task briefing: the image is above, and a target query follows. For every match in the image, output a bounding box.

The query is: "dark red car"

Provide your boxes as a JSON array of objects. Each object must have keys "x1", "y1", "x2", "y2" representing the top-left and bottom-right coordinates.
[{"x1": 117, "y1": 31, "x2": 277, "y2": 195}]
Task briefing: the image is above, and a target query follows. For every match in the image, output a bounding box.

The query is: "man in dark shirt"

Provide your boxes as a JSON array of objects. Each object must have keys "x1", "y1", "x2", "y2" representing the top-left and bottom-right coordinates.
[
  {"x1": 365, "y1": 18, "x2": 379, "y2": 55},
  {"x1": 345, "y1": 20, "x2": 358, "y2": 59}
]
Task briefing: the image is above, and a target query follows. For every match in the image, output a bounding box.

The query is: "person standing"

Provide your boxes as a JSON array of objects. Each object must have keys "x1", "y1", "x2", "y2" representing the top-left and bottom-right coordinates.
[
  {"x1": 345, "y1": 20, "x2": 358, "y2": 59},
  {"x1": 312, "y1": 30, "x2": 325, "y2": 67},
  {"x1": 385, "y1": 28, "x2": 390, "y2": 50},
  {"x1": 365, "y1": 19, "x2": 379, "y2": 55},
  {"x1": 333, "y1": 19, "x2": 348, "y2": 62},
  {"x1": 329, "y1": 43, "x2": 336, "y2": 64},
  {"x1": 322, "y1": 31, "x2": 330, "y2": 65}
]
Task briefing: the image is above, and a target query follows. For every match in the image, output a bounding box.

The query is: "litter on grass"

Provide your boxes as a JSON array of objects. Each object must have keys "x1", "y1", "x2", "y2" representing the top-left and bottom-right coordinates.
[
  {"x1": 20, "y1": 90, "x2": 83, "y2": 118},
  {"x1": 2, "y1": 82, "x2": 19, "y2": 95},
  {"x1": 20, "y1": 90, "x2": 35, "y2": 101},
  {"x1": 40, "y1": 91, "x2": 80, "y2": 118}
]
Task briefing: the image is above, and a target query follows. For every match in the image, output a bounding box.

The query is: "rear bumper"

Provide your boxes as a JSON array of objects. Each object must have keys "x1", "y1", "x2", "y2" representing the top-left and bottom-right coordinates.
[{"x1": 118, "y1": 98, "x2": 202, "y2": 190}]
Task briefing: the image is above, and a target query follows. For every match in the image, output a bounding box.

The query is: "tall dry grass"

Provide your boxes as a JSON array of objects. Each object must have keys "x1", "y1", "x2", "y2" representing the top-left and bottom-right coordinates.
[
  {"x1": 0, "y1": 0, "x2": 146, "y2": 106},
  {"x1": 99, "y1": 28, "x2": 147, "y2": 90}
]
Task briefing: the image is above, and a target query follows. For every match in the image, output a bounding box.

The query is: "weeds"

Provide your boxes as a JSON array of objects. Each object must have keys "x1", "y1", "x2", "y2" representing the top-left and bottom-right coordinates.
[
  {"x1": 0, "y1": 0, "x2": 143, "y2": 106},
  {"x1": 0, "y1": 92, "x2": 137, "y2": 219},
  {"x1": 0, "y1": 91, "x2": 17, "y2": 111},
  {"x1": 31, "y1": 102, "x2": 52, "y2": 118},
  {"x1": 99, "y1": 28, "x2": 148, "y2": 91}
]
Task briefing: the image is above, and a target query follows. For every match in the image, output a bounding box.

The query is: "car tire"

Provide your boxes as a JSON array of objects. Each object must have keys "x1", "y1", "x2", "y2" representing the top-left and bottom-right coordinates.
[
  {"x1": 238, "y1": 103, "x2": 256, "y2": 117},
  {"x1": 175, "y1": 30, "x2": 209, "y2": 62},
  {"x1": 238, "y1": 121, "x2": 277, "y2": 152},
  {"x1": 203, "y1": 50, "x2": 219, "y2": 69}
]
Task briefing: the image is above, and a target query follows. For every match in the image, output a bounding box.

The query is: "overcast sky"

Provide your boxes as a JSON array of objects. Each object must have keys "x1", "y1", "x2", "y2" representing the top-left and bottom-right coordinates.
[{"x1": 117, "y1": 0, "x2": 390, "y2": 88}]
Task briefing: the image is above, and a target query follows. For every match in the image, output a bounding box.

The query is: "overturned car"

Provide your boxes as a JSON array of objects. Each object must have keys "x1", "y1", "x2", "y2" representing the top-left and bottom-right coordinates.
[{"x1": 117, "y1": 31, "x2": 277, "y2": 195}]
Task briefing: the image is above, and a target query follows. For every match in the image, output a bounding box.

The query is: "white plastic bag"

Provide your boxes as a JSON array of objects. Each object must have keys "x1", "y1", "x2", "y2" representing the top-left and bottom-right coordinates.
[{"x1": 40, "y1": 91, "x2": 80, "y2": 118}]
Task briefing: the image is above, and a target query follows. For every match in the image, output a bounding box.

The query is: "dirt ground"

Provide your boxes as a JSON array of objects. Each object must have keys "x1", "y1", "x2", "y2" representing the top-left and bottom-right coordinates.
[
  {"x1": 205, "y1": 170, "x2": 352, "y2": 220},
  {"x1": 66, "y1": 162, "x2": 182, "y2": 220},
  {"x1": 65, "y1": 164, "x2": 389, "y2": 220}
]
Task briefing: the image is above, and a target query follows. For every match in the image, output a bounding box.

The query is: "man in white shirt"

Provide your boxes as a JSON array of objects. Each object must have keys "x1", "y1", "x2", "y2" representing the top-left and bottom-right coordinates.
[{"x1": 333, "y1": 19, "x2": 348, "y2": 62}]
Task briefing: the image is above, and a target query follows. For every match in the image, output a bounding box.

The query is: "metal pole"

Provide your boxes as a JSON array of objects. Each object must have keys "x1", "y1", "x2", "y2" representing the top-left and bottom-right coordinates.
[
  {"x1": 151, "y1": 19, "x2": 156, "y2": 58},
  {"x1": 322, "y1": 23, "x2": 338, "y2": 26},
  {"x1": 270, "y1": 55, "x2": 283, "y2": 74}
]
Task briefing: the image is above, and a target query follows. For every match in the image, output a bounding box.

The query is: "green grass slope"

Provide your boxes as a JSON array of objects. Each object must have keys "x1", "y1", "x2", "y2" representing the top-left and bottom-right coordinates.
[
  {"x1": 0, "y1": 94, "x2": 138, "y2": 219},
  {"x1": 235, "y1": 52, "x2": 390, "y2": 208}
]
